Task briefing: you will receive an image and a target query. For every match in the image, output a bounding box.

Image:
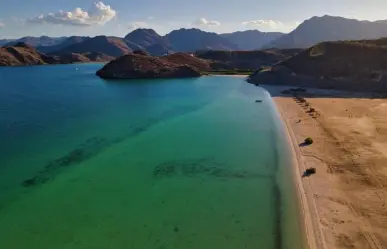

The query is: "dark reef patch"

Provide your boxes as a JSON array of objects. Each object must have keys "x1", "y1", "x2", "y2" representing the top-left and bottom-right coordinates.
[
  {"x1": 21, "y1": 105, "x2": 205, "y2": 188},
  {"x1": 153, "y1": 158, "x2": 273, "y2": 180},
  {"x1": 22, "y1": 136, "x2": 113, "y2": 187},
  {"x1": 45, "y1": 137, "x2": 110, "y2": 170}
]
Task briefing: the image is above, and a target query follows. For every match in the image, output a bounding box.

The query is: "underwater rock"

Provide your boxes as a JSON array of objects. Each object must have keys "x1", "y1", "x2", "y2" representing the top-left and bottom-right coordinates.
[{"x1": 152, "y1": 158, "x2": 271, "y2": 180}]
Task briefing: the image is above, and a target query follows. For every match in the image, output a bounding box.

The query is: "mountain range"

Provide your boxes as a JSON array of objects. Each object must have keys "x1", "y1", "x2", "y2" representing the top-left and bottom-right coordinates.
[
  {"x1": 221, "y1": 30, "x2": 284, "y2": 50},
  {"x1": 2, "y1": 15, "x2": 387, "y2": 56},
  {"x1": 0, "y1": 42, "x2": 115, "y2": 66},
  {"x1": 267, "y1": 15, "x2": 387, "y2": 48}
]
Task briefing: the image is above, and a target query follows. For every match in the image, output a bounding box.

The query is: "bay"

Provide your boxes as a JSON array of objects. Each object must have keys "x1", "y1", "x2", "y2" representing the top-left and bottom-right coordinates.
[{"x1": 0, "y1": 64, "x2": 303, "y2": 249}]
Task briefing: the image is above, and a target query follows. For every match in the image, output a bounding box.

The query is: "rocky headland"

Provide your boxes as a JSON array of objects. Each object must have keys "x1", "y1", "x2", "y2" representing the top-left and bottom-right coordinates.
[{"x1": 96, "y1": 52, "x2": 201, "y2": 79}]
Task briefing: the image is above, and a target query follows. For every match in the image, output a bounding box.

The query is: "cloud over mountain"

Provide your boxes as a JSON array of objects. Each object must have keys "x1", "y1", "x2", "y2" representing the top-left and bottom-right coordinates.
[
  {"x1": 28, "y1": 1, "x2": 116, "y2": 26},
  {"x1": 193, "y1": 18, "x2": 220, "y2": 27},
  {"x1": 242, "y1": 19, "x2": 300, "y2": 32},
  {"x1": 242, "y1": 20, "x2": 282, "y2": 27}
]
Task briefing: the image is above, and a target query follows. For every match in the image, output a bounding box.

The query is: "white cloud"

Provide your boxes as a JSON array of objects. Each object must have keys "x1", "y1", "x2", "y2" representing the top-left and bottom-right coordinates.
[
  {"x1": 147, "y1": 16, "x2": 155, "y2": 20},
  {"x1": 193, "y1": 17, "x2": 220, "y2": 27},
  {"x1": 242, "y1": 20, "x2": 282, "y2": 27},
  {"x1": 128, "y1": 21, "x2": 149, "y2": 30},
  {"x1": 28, "y1": 1, "x2": 116, "y2": 27},
  {"x1": 242, "y1": 19, "x2": 300, "y2": 32},
  {"x1": 0, "y1": 22, "x2": 4, "y2": 28}
]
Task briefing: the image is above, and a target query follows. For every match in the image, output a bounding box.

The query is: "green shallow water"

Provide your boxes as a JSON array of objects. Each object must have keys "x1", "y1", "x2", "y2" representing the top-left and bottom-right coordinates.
[{"x1": 0, "y1": 64, "x2": 303, "y2": 249}]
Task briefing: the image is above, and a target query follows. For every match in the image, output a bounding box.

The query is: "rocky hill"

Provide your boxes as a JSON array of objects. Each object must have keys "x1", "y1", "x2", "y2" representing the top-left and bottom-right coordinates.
[
  {"x1": 267, "y1": 15, "x2": 387, "y2": 49},
  {"x1": 195, "y1": 49, "x2": 301, "y2": 70},
  {"x1": 124, "y1": 29, "x2": 173, "y2": 55},
  {"x1": 221, "y1": 30, "x2": 284, "y2": 50},
  {"x1": 96, "y1": 52, "x2": 201, "y2": 79},
  {"x1": 57, "y1": 36, "x2": 130, "y2": 57},
  {"x1": 0, "y1": 43, "x2": 113, "y2": 66},
  {"x1": 0, "y1": 43, "x2": 52, "y2": 66},
  {"x1": 249, "y1": 40, "x2": 387, "y2": 92},
  {"x1": 162, "y1": 53, "x2": 212, "y2": 71}
]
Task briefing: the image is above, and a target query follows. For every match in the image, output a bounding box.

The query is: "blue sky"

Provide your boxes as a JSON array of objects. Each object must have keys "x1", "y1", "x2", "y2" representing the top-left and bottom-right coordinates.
[{"x1": 0, "y1": 0, "x2": 386, "y2": 38}]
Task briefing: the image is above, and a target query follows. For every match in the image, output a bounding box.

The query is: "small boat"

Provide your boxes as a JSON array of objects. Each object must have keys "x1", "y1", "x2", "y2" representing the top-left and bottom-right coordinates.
[{"x1": 255, "y1": 100, "x2": 263, "y2": 103}]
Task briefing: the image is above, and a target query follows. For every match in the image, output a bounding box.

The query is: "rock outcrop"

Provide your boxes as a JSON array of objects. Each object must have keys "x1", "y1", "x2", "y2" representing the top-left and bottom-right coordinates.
[{"x1": 96, "y1": 53, "x2": 201, "y2": 79}]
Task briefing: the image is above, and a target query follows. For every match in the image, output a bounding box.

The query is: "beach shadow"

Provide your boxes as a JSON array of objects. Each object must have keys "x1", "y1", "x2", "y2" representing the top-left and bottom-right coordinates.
[
  {"x1": 262, "y1": 85, "x2": 387, "y2": 99},
  {"x1": 299, "y1": 142, "x2": 309, "y2": 147},
  {"x1": 302, "y1": 167, "x2": 316, "y2": 177},
  {"x1": 302, "y1": 170, "x2": 316, "y2": 177}
]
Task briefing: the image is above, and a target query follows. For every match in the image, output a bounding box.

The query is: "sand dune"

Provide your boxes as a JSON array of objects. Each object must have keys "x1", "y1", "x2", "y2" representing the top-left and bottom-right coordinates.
[{"x1": 265, "y1": 86, "x2": 387, "y2": 249}]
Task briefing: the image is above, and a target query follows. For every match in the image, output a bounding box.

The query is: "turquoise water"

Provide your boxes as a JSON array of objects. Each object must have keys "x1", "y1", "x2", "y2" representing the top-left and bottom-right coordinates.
[{"x1": 0, "y1": 64, "x2": 303, "y2": 249}]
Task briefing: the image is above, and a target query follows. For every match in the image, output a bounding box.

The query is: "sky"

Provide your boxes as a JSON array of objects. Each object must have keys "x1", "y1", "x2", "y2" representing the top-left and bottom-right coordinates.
[{"x1": 0, "y1": 0, "x2": 386, "y2": 39}]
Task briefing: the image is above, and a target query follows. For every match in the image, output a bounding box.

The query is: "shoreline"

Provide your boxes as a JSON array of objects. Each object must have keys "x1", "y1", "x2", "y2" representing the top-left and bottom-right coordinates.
[
  {"x1": 264, "y1": 85, "x2": 326, "y2": 249},
  {"x1": 275, "y1": 98, "x2": 325, "y2": 249},
  {"x1": 206, "y1": 74, "x2": 248, "y2": 78}
]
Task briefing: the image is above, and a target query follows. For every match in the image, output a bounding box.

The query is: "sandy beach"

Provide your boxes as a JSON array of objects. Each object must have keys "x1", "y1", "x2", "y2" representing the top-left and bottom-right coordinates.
[{"x1": 264, "y1": 85, "x2": 387, "y2": 249}]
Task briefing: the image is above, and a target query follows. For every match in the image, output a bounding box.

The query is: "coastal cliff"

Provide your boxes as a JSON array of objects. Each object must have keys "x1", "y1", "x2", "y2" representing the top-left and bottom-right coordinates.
[{"x1": 96, "y1": 52, "x2": 201, "y2": 79}]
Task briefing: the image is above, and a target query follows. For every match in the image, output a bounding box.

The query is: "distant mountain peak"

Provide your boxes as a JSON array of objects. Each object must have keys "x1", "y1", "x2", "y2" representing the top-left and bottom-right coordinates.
[
  {"x1": 126, "y1": 28, "x2": 159, "y2": 36},
  {"x1": 267, "y1": 15, "x2": 387, "y2": 49},
  {"x1": 124, "y1": 28, "x2": 172, "y2": 55}
]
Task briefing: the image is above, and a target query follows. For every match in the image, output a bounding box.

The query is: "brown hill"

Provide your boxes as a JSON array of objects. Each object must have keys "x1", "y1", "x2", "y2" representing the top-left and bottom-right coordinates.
[
  {"x1": 196, "y1": 49, "x2": 301, "y2": 70},
  {"x1": 96, "y1": 53, "x2": 201, "y2": 79},
  {"x1": 0, "y1": 43, "x2": 49, "y2": 66},
  {"x1": 162, "y1": 53, "x2": 212, "y2": 71},
  {"x1": 0, "y1": 43, "x2": 114, "y2": 66},
  {"x1": 280, "y1": 41, "x2": 387, "y2": 78},
  {"x1": 58, "y1": 36, "x2": 130, "y2": 57},
  {"x1": 249, "y1": 40, "x2": 387, "y2": 92}
]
